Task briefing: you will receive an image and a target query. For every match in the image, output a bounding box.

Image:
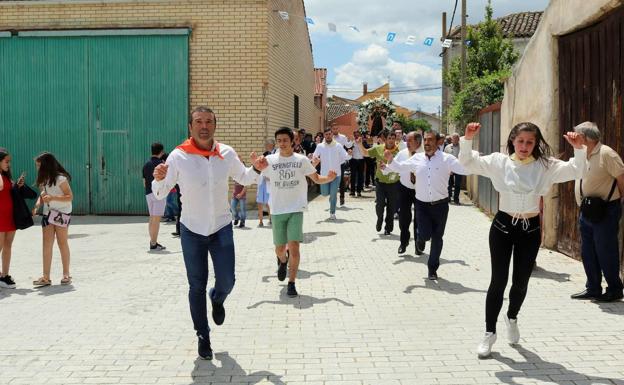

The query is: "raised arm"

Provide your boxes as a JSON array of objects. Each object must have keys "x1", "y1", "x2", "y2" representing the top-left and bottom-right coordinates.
[
  {"x1": 458, "y1": 122, "x2": 499, "y2": 177},
  {"x1": 548, "y1": 132, "x2": 587, "y2": 183},
  {"x1": 152, "y1": 157, "x2": 178, "y2": 200},
  {"x1": 230, "y1": 151, "x2": 267, "y2": 186}
]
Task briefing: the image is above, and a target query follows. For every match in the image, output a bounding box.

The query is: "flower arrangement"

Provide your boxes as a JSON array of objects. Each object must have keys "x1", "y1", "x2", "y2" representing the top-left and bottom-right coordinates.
[{"x1": 357, "y1": 96, "x2": 397, "y2": 134}]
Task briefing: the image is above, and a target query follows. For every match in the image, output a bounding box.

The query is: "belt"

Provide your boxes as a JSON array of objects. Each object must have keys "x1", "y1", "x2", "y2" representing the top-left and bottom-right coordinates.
[{"x1": 419, "y1": 198, "x2": 449, "y2": 205}]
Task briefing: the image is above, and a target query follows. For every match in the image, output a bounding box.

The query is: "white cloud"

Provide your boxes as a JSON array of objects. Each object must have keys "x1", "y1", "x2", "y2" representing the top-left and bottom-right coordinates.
[{"x1": 330, "y1": 44, "x2": 443, "y2": 113}]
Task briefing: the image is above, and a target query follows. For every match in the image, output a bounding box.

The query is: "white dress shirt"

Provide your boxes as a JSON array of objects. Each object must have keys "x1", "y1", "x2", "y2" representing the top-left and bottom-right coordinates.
[
  {"x1": 387, "y1": 150, "x2": 466, "y2": 202},
  {"x1": 152, "y1": 144, "x2": 259, "y2": 236},
  {"x1": 385, "y1": 148, "x2": 417, "y2": 189},
  {"x1": 398, "y1": 140, "x2": 407, "y2": 151},
  {"x1": 313, "y1": 141, "x2": 351, "y2": 176},
  {"x1": 334, "y1": 133, "x2": 353, "y2": 148},
  {"x1": 458, "y1": 137, "x2": 587, "y2": 215}
]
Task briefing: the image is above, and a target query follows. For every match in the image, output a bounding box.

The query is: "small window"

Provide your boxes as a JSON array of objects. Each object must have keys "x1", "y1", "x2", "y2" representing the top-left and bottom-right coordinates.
[{"x1": 294, "y1": 95, "x2": 299, "y2": 128}]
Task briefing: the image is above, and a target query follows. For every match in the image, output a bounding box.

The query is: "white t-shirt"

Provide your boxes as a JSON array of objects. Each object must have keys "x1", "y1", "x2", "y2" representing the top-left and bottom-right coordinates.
[
  {"x1": 312, "y1": 141, "x2": 351, "y2": 176},
  {"x1": 42, "y1": 175, "x2": 72, "y2": 214},
  {"x1": 261, "y1": 153, "x2": 317, "y2": 215}
]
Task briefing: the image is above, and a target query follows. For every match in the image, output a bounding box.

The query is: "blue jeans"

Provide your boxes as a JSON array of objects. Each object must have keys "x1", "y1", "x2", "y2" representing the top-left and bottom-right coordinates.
[
  {"x1": 230, "y1": 198, "x2": 246, "y2": 221},
  {"x1": 180, "y1": 223, "x2": 236, "y2": 337},
  {"x1": 320, "y1": 176, "x2": 341, "y2": 214},
  {"x1": 579, "y1": 201, "x2": 624, "y2": 296},
  {"x1": 415, "y1": 199, "x2": 449, "y2": 273}
]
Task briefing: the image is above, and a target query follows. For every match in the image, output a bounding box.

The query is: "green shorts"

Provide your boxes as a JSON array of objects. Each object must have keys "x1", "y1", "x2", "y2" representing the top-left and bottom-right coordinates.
[{"x1": 271, "y1": 212, "x2": 304, "y2": 245}]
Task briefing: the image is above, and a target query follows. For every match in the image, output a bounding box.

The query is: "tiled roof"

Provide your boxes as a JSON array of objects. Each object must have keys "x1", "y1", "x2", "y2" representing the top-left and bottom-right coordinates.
[
  {"x1": 327, "y1": 96, "x2": 359, "y2": 121},
  {"x1": 314, "y1": 68, "x2": 327, "y2": 96},
  {"x1": 449, "y1": 11, "x2": 543, "y2": 40}
]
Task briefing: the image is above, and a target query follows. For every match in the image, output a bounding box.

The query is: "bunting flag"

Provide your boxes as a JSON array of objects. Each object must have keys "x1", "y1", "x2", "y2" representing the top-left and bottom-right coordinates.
[{"x1": 275, "y1": 10, "x2": 453, "y2": 50}]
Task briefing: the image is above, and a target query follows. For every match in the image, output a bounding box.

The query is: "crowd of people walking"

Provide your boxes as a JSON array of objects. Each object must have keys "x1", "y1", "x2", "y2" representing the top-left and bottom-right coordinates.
[{"x1": 2, "y1": 105, "x2": 622, "y2": 363}]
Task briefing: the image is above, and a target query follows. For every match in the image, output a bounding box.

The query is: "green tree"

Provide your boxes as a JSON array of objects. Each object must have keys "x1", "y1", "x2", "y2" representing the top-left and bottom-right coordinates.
[
  {"x1": 443, "y1": 0, "x2": 518, "y2": 129},
  {"x1": 394, "y1": 114, "x2": 432, "y2": 133}
]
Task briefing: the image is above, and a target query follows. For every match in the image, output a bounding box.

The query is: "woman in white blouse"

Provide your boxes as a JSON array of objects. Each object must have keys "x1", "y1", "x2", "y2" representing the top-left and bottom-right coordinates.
[{"x1": 459, "y1": 122, "x2": 586, "y2": 358}]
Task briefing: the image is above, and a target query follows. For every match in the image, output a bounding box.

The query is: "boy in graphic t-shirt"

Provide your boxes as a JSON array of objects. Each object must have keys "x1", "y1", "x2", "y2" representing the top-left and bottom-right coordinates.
[{"x1": 262, "y1": 127, "x2": 336, "y2": 297}]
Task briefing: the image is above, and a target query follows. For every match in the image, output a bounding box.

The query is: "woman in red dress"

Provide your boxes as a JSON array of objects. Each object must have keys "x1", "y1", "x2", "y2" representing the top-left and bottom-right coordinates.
[{"x1": 0, "y1": 148, "x2": 21, "y2": 289}]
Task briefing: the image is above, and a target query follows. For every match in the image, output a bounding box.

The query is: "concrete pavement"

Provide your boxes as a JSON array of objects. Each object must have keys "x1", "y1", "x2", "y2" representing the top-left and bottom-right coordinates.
[{"x1": 1, "y1": 190, "x2": 623, "y2": 385}]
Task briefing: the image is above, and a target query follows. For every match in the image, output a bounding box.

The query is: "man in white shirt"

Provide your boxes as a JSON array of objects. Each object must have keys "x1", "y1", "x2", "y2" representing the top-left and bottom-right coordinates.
[
  {"x1": 263, "y1": 127, "x2": 336, "y2": 297},
  {"x1": 349, "y1": 130, "x2": 366, "y2": 197},
  {"x1": 384, "y1": 130, "x2": 467, "y2": 280},
  {"x1": 444, "y1": 133, "x2": 462, "y2": 204},
  {"x1": 331, "y1": 123, "x2": 352, "y2": 206},
  {"x1": 393, "y1": 121, "x2": 407, "y2": 151},
  {"x1": 312, "y1": 128, "x2": 351, "y2": 220},
  {"x1": 389, "y1": 132, "x2": 422, "y2": 254},
  {"x1": 152, "y1": 106, "x2": 268, "y2": 361}
]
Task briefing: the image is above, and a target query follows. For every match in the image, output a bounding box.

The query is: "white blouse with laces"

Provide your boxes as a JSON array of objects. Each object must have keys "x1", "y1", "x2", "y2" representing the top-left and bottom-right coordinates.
[{"x1": 459, "y1": 137, "x2": 587, "y2": 226}]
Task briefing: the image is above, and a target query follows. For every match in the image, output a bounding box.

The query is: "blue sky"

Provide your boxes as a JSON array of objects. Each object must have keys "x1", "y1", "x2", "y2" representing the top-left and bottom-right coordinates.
[{"x1": 304, "y1": 0, "x2": 550, "y2": 114}]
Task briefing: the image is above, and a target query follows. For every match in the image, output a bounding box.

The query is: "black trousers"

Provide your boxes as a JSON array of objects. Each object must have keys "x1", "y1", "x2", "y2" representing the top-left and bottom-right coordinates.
[
  {"x1": 398, "y1": 184, "x2": 417, "y2": 247},
  {"x1": 349, "y1": 158, "x2": 365, "y2": 194},
  {"x1": 339, "y1": 163, "x2": 346, "y2": 201},
  {"x1": 375, "y1": 181, "x2": 399, "y2": 232},
  {"x1": 448, "y1": 173, "x2": 462, "y2": 203},
  {"x1": 415, "y1": 199, "x2": 449, "y2": 273},
  {"x1": 365, "y1": 158, "x2": 376, "y2": 187},
  {"x1": 486, "y1": 211, "x2": 541, "y2": 333}
]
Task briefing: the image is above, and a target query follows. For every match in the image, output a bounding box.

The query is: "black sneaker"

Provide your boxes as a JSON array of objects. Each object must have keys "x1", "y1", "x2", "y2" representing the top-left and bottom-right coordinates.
[
  {"x1": 277, "y1": 252, "x2": 289, "y2": 281},
  {"x1": 0, "y1": 275, "x2": 16, "y2": 289},
  {"x1": 239, "y1": 221, "x2": 245, "y2": 228},
  {"x1": 233, "y1": 219, "x2": 239, "y2": 226},
  {"x1": 357, "y1": 192, "x2": 362, "y2": 197},
  {"x1": 376, "y1": 218, "x2": 383, "y2": 232},
  {"x1": 428, "y1": 271, "x2": 438, "y2": 280},
  {"x1": 171, "y1": 232, "x2": 180, "y2": 238},
  {"x1": 287, "y1": 281, "x2": 298, "y2": 297},
  {"x1": 211, "y1": 300, "x2": 225, "y2": 325},
  {"x1": 197, "y1": 334, "x2": 213, "y2": 360},
  {"x1": 150, "y1": 242, "x2": 166, "y2": 251}
]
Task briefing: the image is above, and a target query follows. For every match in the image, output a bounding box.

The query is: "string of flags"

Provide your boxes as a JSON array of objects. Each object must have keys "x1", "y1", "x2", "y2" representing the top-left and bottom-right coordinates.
[{"x1": 276, "y1": 10, "x2": 461, "y2": 49}]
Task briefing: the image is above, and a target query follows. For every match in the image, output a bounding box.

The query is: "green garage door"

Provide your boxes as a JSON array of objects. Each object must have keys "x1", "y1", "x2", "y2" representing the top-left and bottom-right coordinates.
[{"x1": 0, "y1": 30, "x2": 189, "y2": 214}]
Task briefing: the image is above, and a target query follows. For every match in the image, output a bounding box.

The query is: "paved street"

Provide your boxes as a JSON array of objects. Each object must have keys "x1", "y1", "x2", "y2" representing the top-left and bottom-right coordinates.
[{"x1": 1, "y1": 191, "x2": 624, "y2": 385}]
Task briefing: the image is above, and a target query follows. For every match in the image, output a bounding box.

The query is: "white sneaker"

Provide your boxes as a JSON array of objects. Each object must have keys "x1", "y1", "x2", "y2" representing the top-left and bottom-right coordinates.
[
  {"x1": 505, "y1": 316, "x2": 520, "y2": 345},
  {"x1": 329, "y1": 214, "x2": 336, "y2": 220},
  {"x1": 477, "y1": 332, "x2": 497, "y2": 358}
]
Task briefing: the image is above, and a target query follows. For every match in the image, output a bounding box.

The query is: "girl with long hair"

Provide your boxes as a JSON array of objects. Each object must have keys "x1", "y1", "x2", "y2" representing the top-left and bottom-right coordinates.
[
  {"x1": 32, "y1": 152, "x2": 73, "y2": 287},
  {"x1": 0, "y1": 148, "x2": 25, "y2": 288},
  {"x1": 459, "y1": 122, "x2": 586, "y2": 358}
]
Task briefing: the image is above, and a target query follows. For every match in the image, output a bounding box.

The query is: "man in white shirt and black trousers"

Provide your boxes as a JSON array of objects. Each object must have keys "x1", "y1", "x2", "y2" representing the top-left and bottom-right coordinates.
[
  {"x1": 331, "y1": 123, "x2": 353, "y2": 206},
  {"x1": 384, "y1": 130, "x2": 467, "y2": 279},
  {"x1": 152, "y1": 106, "x2": 268, "y2": 361},
  {"x1": 384, "y1": 131, "x2": 423, "y2": 254}
]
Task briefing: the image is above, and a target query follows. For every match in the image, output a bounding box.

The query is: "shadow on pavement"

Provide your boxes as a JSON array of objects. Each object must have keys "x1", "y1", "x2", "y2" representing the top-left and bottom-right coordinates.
[
  {"x1": 302, "y1": 231, "x2": 337, "y2": 244},
  {"x1": 394, "y1": 254, "x2": 470, "y2": 267},
  {"x1": 68, "y1": 233, "x2": 90, "y2": 239},
  {"x1": 371, "y1": 234, "x2": 400, "y2": 241},
  {"x1": 531, "y1": 265, "x2": 570, "y2": 282},
  {"x1": 404, "y1": 277, "x2": 486, "y2": 295},
  {"x1": 247, "y1": 287, "x2": 354, "y2": 310},
  {"x1": 0, "y1": 288, "x2": 35, "y2": 300},
  {"x1": 595, "y1": 301, "x2": 624, "y2": 315},
  {"x1": 334, "y1": 206, "x2": 364, "y2": 211},
  {"x1": 491, "y1": 345, "x2": 618, "y2": 385},
  {"x1": 315, "y1": 218, "x2": 361, "y2": 224},
  {"x1": 261, "y1": 269, "x2": 334, "y2": 283},
  {"x1": 35, "y1": 284, "x2": 76, "y2": 296},
  {"x1": 190, "y1": 352, "x2": 285, "y2": 385}
]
